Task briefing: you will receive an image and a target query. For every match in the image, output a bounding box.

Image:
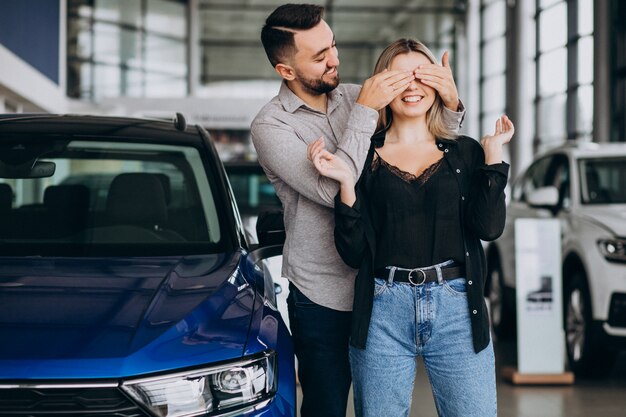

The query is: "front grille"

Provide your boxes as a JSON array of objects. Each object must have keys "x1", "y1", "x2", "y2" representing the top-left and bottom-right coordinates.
[
  {"x1": 0, "y1": 386, "x2": 150, "y2": 417},
  {"x1": 608, "y1": 293, "x2": 626, "y2": 328}
]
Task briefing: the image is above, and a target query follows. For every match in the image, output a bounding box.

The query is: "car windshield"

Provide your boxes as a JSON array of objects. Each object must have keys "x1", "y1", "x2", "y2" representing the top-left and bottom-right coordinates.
[
  {"x1": 0, "y1": 138, "x2": 229, "y2": 256},
  {"x1": 579, "y1": 157, "x2": 626, "y2": 204}
]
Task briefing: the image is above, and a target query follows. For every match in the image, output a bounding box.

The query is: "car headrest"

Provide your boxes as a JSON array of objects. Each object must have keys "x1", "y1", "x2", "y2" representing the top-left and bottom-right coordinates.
[
  {"x1": 44, "y1": 184, "x2": 90, "y2": 214},
  {"x1": 0, "y1": 183, "x2": 12, "y2": 211},
  {"x1": 106, "y1": 173, "x2": 167, "y2": 226}
]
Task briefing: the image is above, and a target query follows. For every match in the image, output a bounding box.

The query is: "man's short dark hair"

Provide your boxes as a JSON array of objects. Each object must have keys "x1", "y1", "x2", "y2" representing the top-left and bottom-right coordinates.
[{"x1": 261, "y1": 3, "x2": 324, "y2": 67}]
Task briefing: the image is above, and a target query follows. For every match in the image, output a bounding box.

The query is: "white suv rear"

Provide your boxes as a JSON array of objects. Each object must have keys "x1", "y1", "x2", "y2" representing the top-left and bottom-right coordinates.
[{"x1": 486, "y1": 141, "x2": 626, "y2": 377}]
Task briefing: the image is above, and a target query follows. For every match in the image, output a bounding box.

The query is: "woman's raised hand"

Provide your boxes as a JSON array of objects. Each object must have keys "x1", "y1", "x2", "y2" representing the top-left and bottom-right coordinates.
[{"x1": 480, "y1": 115, "x2": 515, "y2": 165}]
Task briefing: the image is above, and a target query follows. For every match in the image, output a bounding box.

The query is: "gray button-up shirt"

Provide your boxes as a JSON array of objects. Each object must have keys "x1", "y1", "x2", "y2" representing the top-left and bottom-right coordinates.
[{"x1": 251, "y1": 82, "x2": 464, "y2": 311}]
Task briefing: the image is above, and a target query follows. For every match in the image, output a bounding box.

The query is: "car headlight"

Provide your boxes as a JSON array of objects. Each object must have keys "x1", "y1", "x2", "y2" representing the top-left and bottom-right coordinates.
[
  {"x1": 121, "y1": 351, "x2": 277, "y2": 417},
  {"x1": 598, "y1": 238, "x2": 626, "y2": 263}
]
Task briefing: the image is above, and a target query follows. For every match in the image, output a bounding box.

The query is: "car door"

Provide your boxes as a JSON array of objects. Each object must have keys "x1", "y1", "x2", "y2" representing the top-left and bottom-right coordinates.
[{"x1": 501, "y1": 154, "x2": 569, "y2": 288}]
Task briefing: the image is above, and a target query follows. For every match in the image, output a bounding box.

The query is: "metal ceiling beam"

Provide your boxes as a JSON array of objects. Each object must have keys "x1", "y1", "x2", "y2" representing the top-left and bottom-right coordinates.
[
  {"x1": 199, "y1": 39, "x2": 448, "y2": 48},
  {"x1": 198, "y1": 3, "x2": 465, "y2": 14}
]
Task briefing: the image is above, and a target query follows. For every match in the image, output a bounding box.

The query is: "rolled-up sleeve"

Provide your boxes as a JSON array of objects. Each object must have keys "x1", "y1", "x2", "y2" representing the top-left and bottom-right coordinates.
[{"x1": 251, "y1": 104, "x2": 377, "y2": 208}]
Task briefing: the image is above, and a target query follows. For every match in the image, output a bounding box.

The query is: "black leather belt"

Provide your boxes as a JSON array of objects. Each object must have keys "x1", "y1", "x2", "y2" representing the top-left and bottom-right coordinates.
[{"x1": 375, "y1": 264, "x2": 465, "y2": 286}]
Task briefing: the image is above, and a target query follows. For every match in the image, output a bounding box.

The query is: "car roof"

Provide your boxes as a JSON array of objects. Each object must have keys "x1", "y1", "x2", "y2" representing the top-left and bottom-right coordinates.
[
  {"x1": 0, "y1": 113, "x2": 204, "y2": 145},
  {"x1": 541, "y1": 141, "x2": 626, "y2": 159}
]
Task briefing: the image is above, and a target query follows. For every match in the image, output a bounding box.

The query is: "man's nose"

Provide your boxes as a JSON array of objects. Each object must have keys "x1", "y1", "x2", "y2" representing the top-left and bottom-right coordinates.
[{"x1": 328, "y1": 49, "x2": 339, "y2": 67}]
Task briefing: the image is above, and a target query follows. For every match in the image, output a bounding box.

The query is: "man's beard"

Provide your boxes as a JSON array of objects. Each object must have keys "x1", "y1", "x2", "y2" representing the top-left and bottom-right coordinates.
[{"x1": 297, "y1": 69, "x2": 339, "y2": 95}]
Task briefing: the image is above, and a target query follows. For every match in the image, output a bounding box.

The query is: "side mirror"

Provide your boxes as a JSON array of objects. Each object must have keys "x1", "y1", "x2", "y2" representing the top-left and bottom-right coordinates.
[
  {"x1": 256, "y1": 210, "x2": 285, "y2": 247},
  {"x1": 248, "y1": 210, "x2": 285, "y2": 265},
  {"x1": 527, "y1": 186, "x2": 559, "y2": 208}
]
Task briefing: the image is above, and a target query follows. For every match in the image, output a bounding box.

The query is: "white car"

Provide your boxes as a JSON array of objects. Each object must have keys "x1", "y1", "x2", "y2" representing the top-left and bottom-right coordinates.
[{"x1": 486, "y1": 141, "x2": 626, "y2": 377}]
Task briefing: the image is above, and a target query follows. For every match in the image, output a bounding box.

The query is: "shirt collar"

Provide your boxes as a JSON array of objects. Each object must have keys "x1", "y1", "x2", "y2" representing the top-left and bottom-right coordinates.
[
  {"x1": 278, "y1": 81, "x2": 343, "y2": 114},
  {"x1": 371, "y1": 129, "x2": 459, "y2": 148},
  {"x1": 436, "y1": 137, "x2": 459, "y2": 147}
]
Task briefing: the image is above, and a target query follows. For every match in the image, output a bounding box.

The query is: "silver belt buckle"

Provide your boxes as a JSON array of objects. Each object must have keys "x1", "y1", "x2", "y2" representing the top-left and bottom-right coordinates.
[{"x1": 408, "y1": 268, "x2": 427, "y2": 286}]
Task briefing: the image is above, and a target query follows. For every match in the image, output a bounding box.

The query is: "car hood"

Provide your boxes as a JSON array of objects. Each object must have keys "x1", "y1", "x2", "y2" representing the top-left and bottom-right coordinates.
[
  {"x1": 577, "y1": 204, "x2": 626, "y2": 236},
  {"x1": 0, "y1": 251, "x2": 258, "y2": 379}
]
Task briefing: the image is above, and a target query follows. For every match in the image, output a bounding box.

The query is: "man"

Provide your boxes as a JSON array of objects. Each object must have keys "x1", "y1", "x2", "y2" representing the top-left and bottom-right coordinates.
[{"x1": 251, "y1": 4, "x2": 464, "y2": 416}]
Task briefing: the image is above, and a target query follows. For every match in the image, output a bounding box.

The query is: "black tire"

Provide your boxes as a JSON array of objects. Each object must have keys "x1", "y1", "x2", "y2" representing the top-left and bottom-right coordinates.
[
  {"x1": 487, "y1": 253, "x2": 515, "y2": 338},
  {"x1": 564, "y1": 270, "x2": 618, "y2": 378}
]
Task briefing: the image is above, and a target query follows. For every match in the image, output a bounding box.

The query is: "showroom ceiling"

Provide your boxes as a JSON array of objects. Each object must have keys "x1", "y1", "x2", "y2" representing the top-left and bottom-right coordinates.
[{"x1": 197, "y1": 0, "x2": 466, "y2": 83}]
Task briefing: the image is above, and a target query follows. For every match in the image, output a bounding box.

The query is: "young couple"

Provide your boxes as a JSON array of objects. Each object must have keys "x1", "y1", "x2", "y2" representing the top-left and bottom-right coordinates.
[{"x1": 252, "y1": 4, "x2": 514, "y2": 417}]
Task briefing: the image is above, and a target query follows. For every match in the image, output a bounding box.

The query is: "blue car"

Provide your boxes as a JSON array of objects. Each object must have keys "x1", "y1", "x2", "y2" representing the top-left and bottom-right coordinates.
[{"x1": 0, "y1": 114, "x2": 294, "y2": 417}]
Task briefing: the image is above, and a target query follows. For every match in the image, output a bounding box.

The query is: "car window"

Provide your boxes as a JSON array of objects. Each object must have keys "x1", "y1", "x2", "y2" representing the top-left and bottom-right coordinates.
[
  {"x1": 579, "y1": 157, "x2": 626, "y2": 204},
  {"x1": 0, "y1": 138, "x2": 229, "y2": 256},
  {"x1": 546, "y1": 154, "x2": 570, "y2": 208},
  {"x1": 518, "y1": 156, "x2": 553, "y2": 202}
]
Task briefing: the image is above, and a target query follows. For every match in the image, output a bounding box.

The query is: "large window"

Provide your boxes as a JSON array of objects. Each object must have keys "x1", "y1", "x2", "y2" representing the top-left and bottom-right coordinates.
[
  {"x1": 612, "y1": 0, "x2": 626, "y2": 141},
  {"x1": 479, "y1": 0, "x2": 507, "y2": 137},
  {"x1": 535, "y1": 0, "x2": 593, "y2": 151},
  {"x1": 198, "y1": 2, "x2": 462, "y2": 85},
  {"x1": 67, "y1": 0, "x2": 188, "y2": 100}
]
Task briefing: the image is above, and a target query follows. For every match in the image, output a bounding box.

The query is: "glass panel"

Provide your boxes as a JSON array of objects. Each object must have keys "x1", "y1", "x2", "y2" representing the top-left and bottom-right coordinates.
[
  {"x1": 615, "y1": 23, "x2": 626, "y2": 71},
  {"x1": 578, "y1": 0, "x2": 594, "y2": 36},
  {"x1": 482, "y1": 0, "x2": 506, "y2": 40},
  {"x1": 145, "y1": 36, "x2": 187, "y2": 75},
  {"x1": 481, "y1": 74, "x2": 506, "y2": 113},
  {"x1": 539, "y1": 2, "x2": 567, "y2": 52},
  {"x1": 68, "y1": 0, "x2": 93, "y2": 18},
  {"x1": 93, "y1": 24, "x2": 143, "y2": 67},
  {"x1": 145, "y1": 73, "x2": 187, "y2": 98},
  {"x1": 67, "y1": 18, "x2": 92, "y2": 59},
  {"x1": 576, "y1": 84, "x2": 593, "y2": 135},
  {"x1": 94, "y1": 0, "x2": 142, "y2": 28},
  {"x1": 537, "y1": 94, "x2": 567, "y2": 141},
  {"x1": 538, "y1": 48, "x2": 567, "y2": 96},
  {"x1": 579, "y1": 158, "x2": 626, "y2": 204},
  {"x1": 578, "y1": 36, "x2": 594, "y2": 84},
  {"x1": 201, "y1": 46, "x2": 277, "y2": 82},
  {"x1": 146, "y1": 0, "x2": 186, "y2": 38},
  {"x1": 67, "y1": 61, "x2": 93, "y2": 99},
  {"x1": 120, "y1": 29, "x2": 143, "y2": 68},
  {"x1": 540, "y1": 0, "x2": 562, "y2": 9},
  {"x1": 92, "y1": 23, "x2": 120, "y2": 65},
  {"x1": 93, "y1": 65, "x2": 121, "y2": 98},
  {"x1": 481, "y1": 111, "x2": 504, "y2": 137},
  {"x1": 199, "y1": 9, "x2": 266, "y2": 42},
  {"x1": 613, "y1": 77, "x2": 626, "y2": 142},
  {"x1": 121, "y1": 69, "x2": 144, "y2": 97},
  {"x1": 481, "y1": 37, "x2": 506, "y2": 77}
]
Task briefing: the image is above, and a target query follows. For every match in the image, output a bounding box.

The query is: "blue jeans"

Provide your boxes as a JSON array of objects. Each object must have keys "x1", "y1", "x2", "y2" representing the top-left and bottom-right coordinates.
[
  {"x1": 349, "y1": 262, "x2": 497, "y2": 417},
  {"x1": 287, "y1": 283, "x2": 352, "y2": 417}
]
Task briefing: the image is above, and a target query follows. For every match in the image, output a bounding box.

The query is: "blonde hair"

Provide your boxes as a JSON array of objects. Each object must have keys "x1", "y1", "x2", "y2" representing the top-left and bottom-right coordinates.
[{"x1": 373, "y1": 38, "x2": 458, "y2": 140}]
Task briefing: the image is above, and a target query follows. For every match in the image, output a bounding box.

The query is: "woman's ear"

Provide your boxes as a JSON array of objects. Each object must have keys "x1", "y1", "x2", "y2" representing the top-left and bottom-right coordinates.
[{"x1": 275, "y1": 63, "x2": 296, "y2": 81}]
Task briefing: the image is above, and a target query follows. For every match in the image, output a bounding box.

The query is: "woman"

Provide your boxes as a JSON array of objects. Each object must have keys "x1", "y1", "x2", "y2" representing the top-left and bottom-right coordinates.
[{"x1": 309, "y1": 39, "x2": 514, "y2": 417}]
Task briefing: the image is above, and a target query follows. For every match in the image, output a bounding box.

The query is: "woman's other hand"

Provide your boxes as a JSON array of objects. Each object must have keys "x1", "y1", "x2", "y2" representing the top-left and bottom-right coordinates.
[
  {"x1": 312, "y1": 147, "x2": 352, "y2": 184},
  {"x1": 481, "y1": 115, "x2": 515, "y2": 165}
]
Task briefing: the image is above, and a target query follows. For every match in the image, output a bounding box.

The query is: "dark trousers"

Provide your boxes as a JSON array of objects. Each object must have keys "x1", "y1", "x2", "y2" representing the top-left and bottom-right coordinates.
[{"x1": 287, "y1": 283, "x2": 352, "y2": 417}]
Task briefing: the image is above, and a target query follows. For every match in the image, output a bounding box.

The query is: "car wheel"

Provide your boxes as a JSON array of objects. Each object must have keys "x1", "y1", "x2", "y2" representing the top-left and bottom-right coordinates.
[
  {"x1": 564, "y1": 271, "x2": 617, "y2": 378},
  {"x1": 487, "y1": 254, "x2": 515, "y2": 338}
]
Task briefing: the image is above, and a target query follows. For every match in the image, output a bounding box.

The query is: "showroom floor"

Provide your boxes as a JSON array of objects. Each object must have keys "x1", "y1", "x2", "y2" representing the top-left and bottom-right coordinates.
[{"x1": 296, "y1": 338, "x2": 626, "y2": 417}]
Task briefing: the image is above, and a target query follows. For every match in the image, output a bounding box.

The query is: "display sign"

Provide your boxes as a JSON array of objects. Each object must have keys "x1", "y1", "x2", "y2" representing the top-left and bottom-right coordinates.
[{"x1": 513, "y1": 218, "x2": 569, "y2": 378}]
